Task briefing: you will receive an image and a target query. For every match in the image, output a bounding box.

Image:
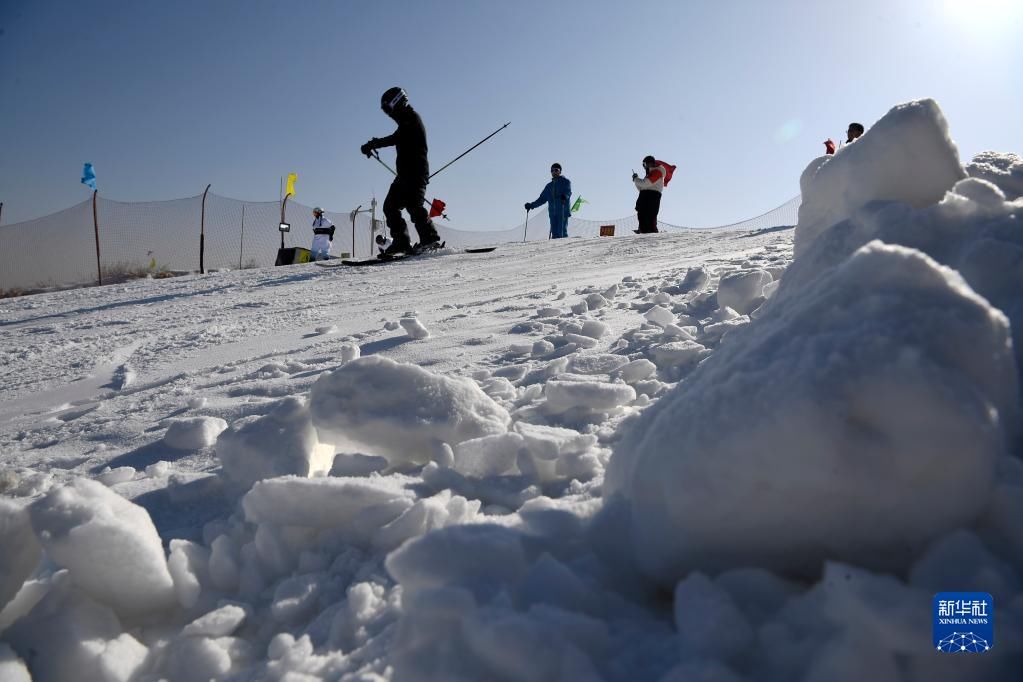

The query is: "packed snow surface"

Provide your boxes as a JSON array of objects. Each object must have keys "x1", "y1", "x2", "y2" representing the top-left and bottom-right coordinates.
[{"x1": 1, "y1": 99, "x2": 1021, "y2": 681}]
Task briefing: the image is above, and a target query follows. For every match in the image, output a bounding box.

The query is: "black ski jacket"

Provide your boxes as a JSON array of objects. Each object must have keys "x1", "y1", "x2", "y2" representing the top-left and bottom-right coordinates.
[{"x1": 373, "y1": 107, "x2": 430, "y2": 185}]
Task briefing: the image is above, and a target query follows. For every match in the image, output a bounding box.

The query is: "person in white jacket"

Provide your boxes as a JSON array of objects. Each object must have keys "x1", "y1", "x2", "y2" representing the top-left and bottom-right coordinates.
[
  {"x1": 632, "y1": 156, "x2": 676, "y2": 234},
  {"x1": 310, "y1": 207, "x2": 335, "y2": 260}
]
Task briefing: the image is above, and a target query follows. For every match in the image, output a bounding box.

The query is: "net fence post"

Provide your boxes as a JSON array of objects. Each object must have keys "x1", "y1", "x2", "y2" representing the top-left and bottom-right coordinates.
[
  {"x1": 200, "y1": 184, "x2": 211, "y2": 274},
  {"x1": 239, "y1": 204, "x2": 245, "y2": 270},
  {"x1": 92, "y1": 190, "x2": 102, "y2": 286}
]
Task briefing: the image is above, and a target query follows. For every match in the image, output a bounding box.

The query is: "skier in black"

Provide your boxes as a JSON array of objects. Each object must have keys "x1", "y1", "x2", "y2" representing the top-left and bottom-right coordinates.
[{"x1": 360, "y1": 87, "x2": 442, "y2": 257}]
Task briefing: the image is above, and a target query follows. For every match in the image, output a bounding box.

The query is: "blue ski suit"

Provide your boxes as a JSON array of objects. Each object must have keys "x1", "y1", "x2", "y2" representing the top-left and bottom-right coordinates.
[{"x1": 526, "y1": 175, "x2": 572, "y2": 239}]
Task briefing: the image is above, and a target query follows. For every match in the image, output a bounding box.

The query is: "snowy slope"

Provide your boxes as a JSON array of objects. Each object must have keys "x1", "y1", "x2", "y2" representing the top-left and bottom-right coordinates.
[{"x1": 1, "y1": 99, "x2": 1022, "y2": 682}]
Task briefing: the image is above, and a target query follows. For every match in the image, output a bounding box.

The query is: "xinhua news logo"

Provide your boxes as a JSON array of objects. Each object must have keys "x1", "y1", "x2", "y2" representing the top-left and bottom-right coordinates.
[{"x1": 933, "y1": 592, "x2": 993, "y2": 653}]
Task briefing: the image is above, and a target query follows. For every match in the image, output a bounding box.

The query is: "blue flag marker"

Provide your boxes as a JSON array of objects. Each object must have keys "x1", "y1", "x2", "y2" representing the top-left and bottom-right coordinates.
[{"x1": 81, "y1": 163, "x2": 97, "y2": 191}]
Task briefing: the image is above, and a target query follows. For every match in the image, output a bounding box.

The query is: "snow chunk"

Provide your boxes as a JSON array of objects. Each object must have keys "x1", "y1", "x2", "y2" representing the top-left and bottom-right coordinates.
[
  {"x1": 215, "y1": 396, "x2": 334, "y2": 490},
  {"x1": 566, "y1": 354, "x2": 629, "y2": 375},
  {"x1": 584, "y1": 293, "x2": 608, "y2": 310},
  {"x1": 96, "y1": 466, "x2": 135, "y2": 486},
  {"x1": 386, "y1": 524, "x2": 527, "y2": 601},
  {"x1": 0, "y1": 500, "x2": 40, "y2": 612},
  {"x1": 606, "y1": 242, "x2": 1016, "y2": 582},
  {"x1": 514, "y1": 422, "x2": 597, "y2": 461},
  {"x1": 453, "y1": 433, "x2": 526, "y2": 478},
  {"x1": 716, "y1": 269, "x2": 772, "y2": 314},
  {"x1": 164, "y1": 416, "x2": 228, "y2": 450},
  {"x1": 579, "y1": 319, "x2": 608, "y2": 339},
  {"x1": 310, "y1": 356, "x2": 510, "y2": 464},
  {"x1": 338, "y1": 341, "x2": 361, "y2": 363},
  {"x1": 399, "y1": 315, "x2": 430, "y2": 340},
  {"x1": 650, "y1": 340, "x2": 710, "y2": 369},
  {"x1": 795, "y1": 99, "x2": 966, "y2": 257},
  {"x1": 243, "y1": 476, "x2": 414, "y2": 534},
  {"x1": 374, "y1": 489, "x2": 482, "y2": 552},
  {"x1": 612, "y1": 359, "x2": 657, "y2": 384},
  {"x1": 563, "y1": 333, "x2": 598, "y2": 349},
  {"x1": 545, "y1": 379, "x2": 636, "y2": 414},
  {"x1": 144, "y1": 461, "x2": 171, "y2": 478},
  {"x1": 678, "y1": 267, "x2": 710, "y2": 294},
  {"x1": 182, "y1": 603, "x2": 248, "y2": 637},
  {"x1": 168, "y1": 539, "x2": 210, "y2": 609},
  {"x1": 6, "y1": 581, "x2": 149, "y2": 682},
  {"x1": 644, "y1": 305, "x2": 675, "y2": 326},
  {"x1": 28, "y1": 478, "x2": 176, "y2": 616}
]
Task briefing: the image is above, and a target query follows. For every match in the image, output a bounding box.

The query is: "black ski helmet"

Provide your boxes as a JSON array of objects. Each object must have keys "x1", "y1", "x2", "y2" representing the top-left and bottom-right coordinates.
[{"x1": 381, "y1": 87, "x2": 408, "y2": 114}]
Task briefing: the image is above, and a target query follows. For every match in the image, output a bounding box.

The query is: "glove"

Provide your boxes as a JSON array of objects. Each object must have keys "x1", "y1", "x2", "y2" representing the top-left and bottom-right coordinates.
[
  {"x1": 524, "y1": 202, "x2": 531, "y2": 211},
  {"x1": 632, "y1": 173, "x2": 639, "y2": 181},
  {"x1": 360, "y1": 139, "x2": 377, "y2": 158}
]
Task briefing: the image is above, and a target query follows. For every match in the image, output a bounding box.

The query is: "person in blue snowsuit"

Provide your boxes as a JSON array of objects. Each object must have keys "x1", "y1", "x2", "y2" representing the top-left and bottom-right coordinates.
[{"x1": 524, "y1": 162, "x2": 571, "y2": 239}]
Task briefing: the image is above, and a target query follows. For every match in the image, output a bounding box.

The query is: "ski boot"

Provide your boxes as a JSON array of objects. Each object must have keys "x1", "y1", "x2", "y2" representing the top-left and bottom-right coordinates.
[
  {"x1": 379, "y1": 236, "x2": 412, "y2": 260},
  {"x1": 411, "y1": 239, "x2": 446, "y2": 256}
]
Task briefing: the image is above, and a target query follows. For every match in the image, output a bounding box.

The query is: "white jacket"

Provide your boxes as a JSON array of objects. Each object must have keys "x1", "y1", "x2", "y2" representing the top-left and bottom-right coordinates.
[{"x1": 633, "y1": 160, "x2": 675, "y2": 194}]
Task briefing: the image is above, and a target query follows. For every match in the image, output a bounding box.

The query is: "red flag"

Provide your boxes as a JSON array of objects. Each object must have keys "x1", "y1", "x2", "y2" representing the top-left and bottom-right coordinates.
[
  {"x1": 824, "y1": 139, "x2": 836, "y2": 155},
  {"x1": 429, "y1": 198, "x2": 447, "y2": 218},
  {"x1": 656, "y1": 160, "x2": 677, "y2": 186}
]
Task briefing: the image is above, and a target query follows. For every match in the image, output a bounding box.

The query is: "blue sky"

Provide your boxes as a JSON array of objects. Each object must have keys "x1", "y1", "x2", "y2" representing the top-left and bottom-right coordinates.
[{"x1": 1, "y1": 0, "x2": 1020, "y2": 229}]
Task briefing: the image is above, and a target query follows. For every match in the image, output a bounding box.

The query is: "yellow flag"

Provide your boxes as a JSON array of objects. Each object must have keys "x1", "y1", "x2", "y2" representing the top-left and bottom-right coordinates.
[{"x1": 285, "y1": 173, "x2": 298, "y2": 197}]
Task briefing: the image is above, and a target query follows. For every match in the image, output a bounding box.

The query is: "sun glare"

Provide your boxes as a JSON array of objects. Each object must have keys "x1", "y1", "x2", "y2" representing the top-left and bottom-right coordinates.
[{"x1": 944, "y1": 0, "x2": 1022, "y2": 37}]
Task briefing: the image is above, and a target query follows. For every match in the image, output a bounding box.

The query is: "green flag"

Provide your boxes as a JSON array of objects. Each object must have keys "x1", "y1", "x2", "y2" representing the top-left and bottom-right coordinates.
[{"x1": 571, "y1": 195, "x2": 588, "y2": 213}]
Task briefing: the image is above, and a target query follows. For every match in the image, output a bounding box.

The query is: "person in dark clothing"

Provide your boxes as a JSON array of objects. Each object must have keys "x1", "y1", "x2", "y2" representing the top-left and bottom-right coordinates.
[
  {"x1": 825, "y1": 122, "x2": 866, "y2": 155},
  {"x1": 632, "y1": 155, "x2": 675, "y2": 234},
  {"x1": 524, "y1": 163, "x2": 572, "y2": 239},
  {"x1": 360, "y1": 87, "x2": 442, "y2": 257}
]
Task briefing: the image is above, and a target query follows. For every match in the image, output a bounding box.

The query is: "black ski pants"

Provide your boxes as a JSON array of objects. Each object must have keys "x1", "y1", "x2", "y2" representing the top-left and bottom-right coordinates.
[
  {"x1": 383, "y1": 179, "x2": 440, "y2": 244},
  {"x1": 636, "y1": 189, "x2": 661, "y2": 233}
]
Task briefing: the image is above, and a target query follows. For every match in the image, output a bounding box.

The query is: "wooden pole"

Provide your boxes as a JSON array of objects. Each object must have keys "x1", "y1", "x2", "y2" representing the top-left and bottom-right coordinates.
[
  {"x1": 92, "y1": 190, "x2": 102, "y2": 285},
  {"x1": 200, "y1": 184, "x2": 211, "y2": 274}
]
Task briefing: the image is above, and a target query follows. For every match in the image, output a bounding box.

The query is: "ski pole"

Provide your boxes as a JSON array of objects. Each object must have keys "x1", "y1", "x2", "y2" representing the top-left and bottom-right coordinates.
[
  {"x1": 522, "y1": 208, "x2": 529, "y2": 243},
  {"x1": 429, "y1": 122, "x2": 511, "y2": 180},
  {"x1": 371, "y1": 152, "x2": 449, "y2": 220}
]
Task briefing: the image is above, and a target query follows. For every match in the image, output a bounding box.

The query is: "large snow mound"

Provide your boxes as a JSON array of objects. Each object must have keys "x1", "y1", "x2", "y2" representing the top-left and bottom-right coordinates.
[
  {"x1": 605, "y1": 241, "x2": 1017, "y2": 582},
  {"x1": 794, "y1": 98, "x2": 966, "y2": 257},
  {"x1": 779, "y1": 176, "x2": 1023, "y2": 396},
  {"x1": 310, "y1": 355, "x2": 511, "y2": 463}
]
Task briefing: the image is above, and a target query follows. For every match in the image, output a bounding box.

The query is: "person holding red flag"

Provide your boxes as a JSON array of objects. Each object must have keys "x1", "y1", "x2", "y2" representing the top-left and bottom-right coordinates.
[
  {"x1": 632, "y1": 155, "x2": 675, "y2": 234},
  {"x1": 360, "y1": 87, "x2": 443, "y2": 257}
]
